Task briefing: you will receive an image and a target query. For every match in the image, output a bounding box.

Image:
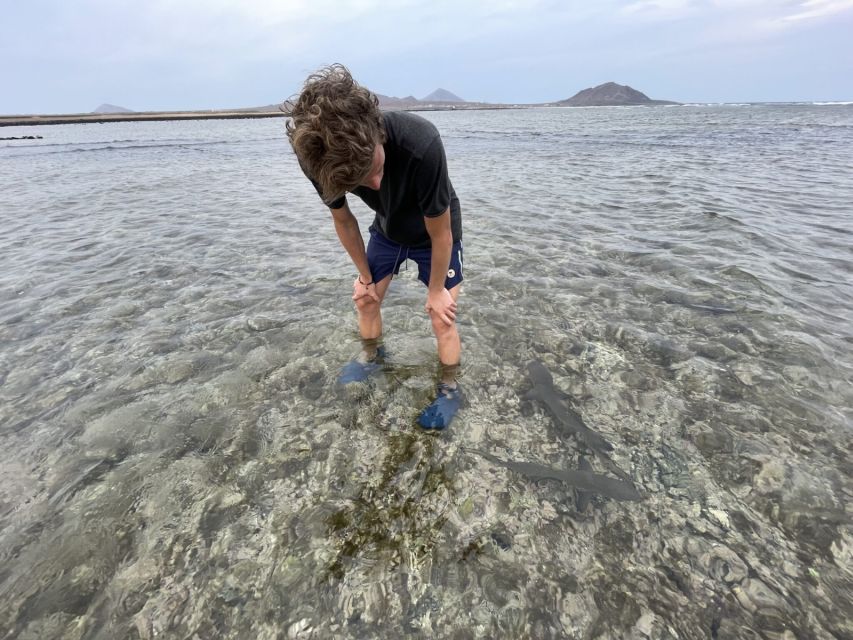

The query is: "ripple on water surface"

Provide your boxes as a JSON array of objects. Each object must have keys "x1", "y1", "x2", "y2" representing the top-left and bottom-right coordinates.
[{"x1": 1, "y1": 105, "x2": 852, "y2": 638}]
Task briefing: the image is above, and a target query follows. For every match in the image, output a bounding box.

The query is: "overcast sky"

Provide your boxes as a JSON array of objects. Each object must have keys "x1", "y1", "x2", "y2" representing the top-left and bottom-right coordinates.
[{"x1": 2, "y1": 0, "x2": 852, "y2": 114}]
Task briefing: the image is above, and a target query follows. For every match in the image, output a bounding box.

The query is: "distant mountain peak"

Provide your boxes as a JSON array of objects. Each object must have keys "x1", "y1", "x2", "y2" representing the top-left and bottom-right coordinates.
[
  {"x1": 93, "y1": 103, "x2": 134, "y2": 114},
  {"x1": 376, "y1": 93, "x2": 420, "y2": 107},
  {"x1": 421, "y1": 88, "x2": 464, "y2": 102},
  {"x1": 558, "y1": 82, "x2": 674, "y2": 106}
]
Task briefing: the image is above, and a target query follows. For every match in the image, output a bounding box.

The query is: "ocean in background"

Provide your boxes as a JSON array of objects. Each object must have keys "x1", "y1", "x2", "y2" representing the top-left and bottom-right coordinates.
[{"x1": 1, "y1": 104, "x2": 851, "y2": 639}]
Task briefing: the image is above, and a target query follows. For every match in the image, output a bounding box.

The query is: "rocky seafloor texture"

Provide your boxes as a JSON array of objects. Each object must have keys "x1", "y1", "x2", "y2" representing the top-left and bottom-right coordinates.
[{"x1": 1, "y1": 105, "x2": 851, "y2": 638}]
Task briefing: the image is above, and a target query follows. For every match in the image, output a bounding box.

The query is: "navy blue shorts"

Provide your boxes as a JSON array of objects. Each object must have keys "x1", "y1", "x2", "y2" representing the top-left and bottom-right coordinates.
[{"x1": 367, "y1": 229, "x2": 463, "y2": 290}]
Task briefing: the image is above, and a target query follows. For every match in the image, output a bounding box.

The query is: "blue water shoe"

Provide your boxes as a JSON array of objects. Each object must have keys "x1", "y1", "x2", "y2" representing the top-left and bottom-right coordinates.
[
  {"x1": 337, "y1": 346, "x2": 387, "y2": 385},
  {"x1": 418, "y1": 383, "x2": 462, "y2": 430}
]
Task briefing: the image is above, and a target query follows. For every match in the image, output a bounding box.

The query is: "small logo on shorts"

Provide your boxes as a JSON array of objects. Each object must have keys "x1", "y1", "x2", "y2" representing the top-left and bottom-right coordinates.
[{"x1": 447, "y1": 268, "x2": 456, "y2": 278}]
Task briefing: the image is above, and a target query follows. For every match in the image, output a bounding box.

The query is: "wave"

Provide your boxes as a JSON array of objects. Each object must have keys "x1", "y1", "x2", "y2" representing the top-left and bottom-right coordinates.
[
  {"x1": 679, "y1": 103, "x2": 753, "y2": 108},
  {"x1": 678, "y1": 102, "x2": 852, "y2": 108},
  {"x1": 0, "y1": 138, "x2": 250, "y2": 158}
]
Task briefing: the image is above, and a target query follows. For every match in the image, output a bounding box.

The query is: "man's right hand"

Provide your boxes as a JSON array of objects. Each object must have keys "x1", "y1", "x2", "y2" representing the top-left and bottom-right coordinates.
[{"x1": 352, "y1": 277, "x2": 380, "y2": 303}]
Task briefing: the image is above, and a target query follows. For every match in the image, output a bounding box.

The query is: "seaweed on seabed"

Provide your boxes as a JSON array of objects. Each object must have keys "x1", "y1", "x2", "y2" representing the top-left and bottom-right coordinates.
[{"x1": 321, "y1": 432, "x2": 453, "y2": 582}]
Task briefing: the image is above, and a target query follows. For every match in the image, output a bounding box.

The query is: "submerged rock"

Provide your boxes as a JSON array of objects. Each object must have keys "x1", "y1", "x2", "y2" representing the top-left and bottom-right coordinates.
[{"x1": 700, "y1": 545, "x2": 748, "y2": 585}]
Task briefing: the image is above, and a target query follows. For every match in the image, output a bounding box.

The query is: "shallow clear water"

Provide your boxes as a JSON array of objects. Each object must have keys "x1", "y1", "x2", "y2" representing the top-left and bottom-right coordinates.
[{"x1": 1, "y1": 105, "x2": 851, "y2": 639}]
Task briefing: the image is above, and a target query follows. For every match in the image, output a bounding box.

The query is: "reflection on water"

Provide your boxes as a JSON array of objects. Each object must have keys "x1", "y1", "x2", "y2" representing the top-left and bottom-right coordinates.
[{"x1": 1, "y1": 105, "x2": 852, "y2": 638}]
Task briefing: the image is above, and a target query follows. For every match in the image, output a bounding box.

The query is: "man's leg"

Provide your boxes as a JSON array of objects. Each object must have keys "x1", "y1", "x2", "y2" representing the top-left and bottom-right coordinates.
[
  {"x1": 354, "y1": 274, "x2": 393, "y2": 340},
  {"x1": 339, "y1": 230, "x2": 407, "y2": 385},
  {"x1": 428, "y1": 283, "x2": 461, "y2": 379},
  {"x1": 356, "y1": 228, "x2": 405, "y2": 342},
  {"x1": 338, "y1": 274, "x2": 393, "y2": 384},
  {"x1": 419, "y1": 283, "x2": 462, "y2": 429}
]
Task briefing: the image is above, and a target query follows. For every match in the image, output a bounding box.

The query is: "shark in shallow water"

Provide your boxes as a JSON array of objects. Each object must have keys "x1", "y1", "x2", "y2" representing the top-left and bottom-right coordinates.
[
  {"x1": 575, "y1": 456, "x2": 594, "y2": 511},
  {"x1": 525, "y1": 360, "x2": 613, "y2": 453},
  {"x1": 525, "y1": 358, "x2": 638, "y2": 485},
  {"x1": 467, "y1": 448, "x2": 642, "y2": 502}
]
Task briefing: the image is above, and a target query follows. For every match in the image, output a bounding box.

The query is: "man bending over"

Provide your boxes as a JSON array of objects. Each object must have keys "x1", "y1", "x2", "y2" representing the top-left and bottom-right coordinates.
[{"x1": 285, "y1": 64, "x2": 463, "y2": 430}]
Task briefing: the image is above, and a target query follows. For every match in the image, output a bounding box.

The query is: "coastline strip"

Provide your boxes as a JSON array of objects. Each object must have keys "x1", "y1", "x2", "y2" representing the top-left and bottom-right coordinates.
[
  {"x1": 0, "y1": 105, "x2": 522, "y2": 128},
  {"x1": 0, "y1": 111, "x2": 286, "y2": 127}
]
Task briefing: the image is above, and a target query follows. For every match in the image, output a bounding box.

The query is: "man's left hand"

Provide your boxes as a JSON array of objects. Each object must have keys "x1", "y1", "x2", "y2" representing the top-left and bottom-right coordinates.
[{"x1": 425, "y1": 289, "x2": 457, "y2": 326}]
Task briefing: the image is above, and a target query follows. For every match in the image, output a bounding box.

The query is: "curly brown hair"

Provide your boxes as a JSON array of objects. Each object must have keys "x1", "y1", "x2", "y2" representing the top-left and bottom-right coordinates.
[{"x1": 284, "y1": 64, "x2": 386, "y2": 205}]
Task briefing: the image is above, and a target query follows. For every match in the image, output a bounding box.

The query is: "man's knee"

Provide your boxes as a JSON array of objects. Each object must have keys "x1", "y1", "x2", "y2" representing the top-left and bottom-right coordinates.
[
  {"x1": 430, "y1": 312, "x2": 457, "y2": 337},
  {"x1": 355, "y1": 296, "x2": 381, "y2": 316}
]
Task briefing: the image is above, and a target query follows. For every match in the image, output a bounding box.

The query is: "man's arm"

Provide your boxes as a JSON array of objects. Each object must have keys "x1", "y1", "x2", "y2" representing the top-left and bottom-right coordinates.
[
  {"x1": 424, "y1": 208, "x2": 457, "y2": 326},
  {"x1": 331, "y1": 203, "x2": 379, "y2": 302}
]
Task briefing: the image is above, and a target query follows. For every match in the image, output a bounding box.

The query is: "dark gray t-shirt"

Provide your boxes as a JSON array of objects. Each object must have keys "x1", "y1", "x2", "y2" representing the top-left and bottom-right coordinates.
[{"x1": 308, "y1": 111, "x2": 462, "y2": 249}]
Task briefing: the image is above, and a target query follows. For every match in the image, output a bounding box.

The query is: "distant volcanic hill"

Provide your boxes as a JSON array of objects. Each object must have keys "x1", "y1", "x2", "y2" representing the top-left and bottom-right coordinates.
[
  {"x1": 92, "y1": 103, "x2": 134, "y2": 113},
  {"x1": 375, "y1": 89, "x2": 467, "y2": 108},
  {"x1": 272, "y1": 89, "x2": 475, "y2": 113},
  {"x1": 558, "y1": 82, "x2": 676, "y2": 106},
  {"x1": 376, "y1": 93, "x2": 422, "y2": 108},
  {"x1": 421, "y1": 88, "x2": 465, "y2": 102}
]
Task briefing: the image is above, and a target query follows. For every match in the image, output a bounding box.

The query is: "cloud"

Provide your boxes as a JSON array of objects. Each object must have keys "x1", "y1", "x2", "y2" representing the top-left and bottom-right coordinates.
[
  {"x1": 2, "y1": 0, "x2": 851, "y2": 111},
  {"x1": 619, "y1": 0, "x2": 853, "y2": 26},
  {"x1": 620, "y1": 0, "x2": 699, "y2": 18},
  {"x1": 778, "y1": 0, "x2": 853, "y2": 22}
]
